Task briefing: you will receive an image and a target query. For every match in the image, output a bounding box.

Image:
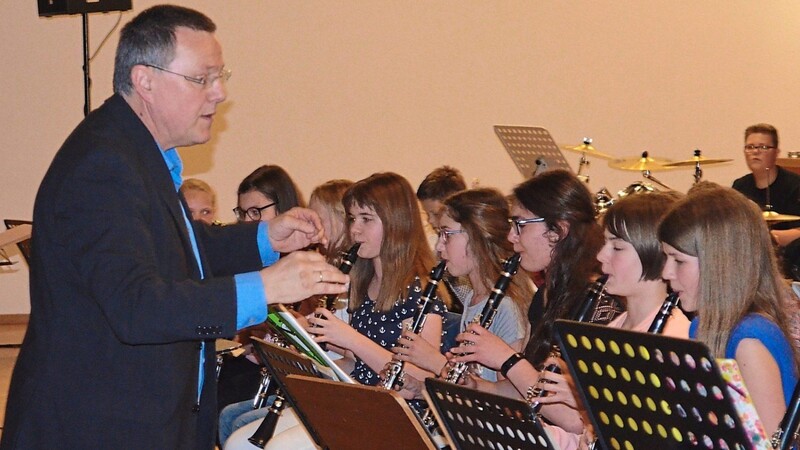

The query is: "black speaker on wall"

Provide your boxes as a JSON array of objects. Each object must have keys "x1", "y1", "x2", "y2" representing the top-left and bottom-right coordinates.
[{"x1": 38, "y1": 0, "x2": 132, "y2": 17}]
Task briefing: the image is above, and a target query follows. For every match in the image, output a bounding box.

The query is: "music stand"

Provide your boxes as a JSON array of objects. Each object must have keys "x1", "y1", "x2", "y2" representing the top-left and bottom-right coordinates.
[
  {"x1": 494, "y1": 126, "x2": 572, "y2": 178},
  {"x1": 424, "y1": 378, "x2": 558, "y2": 450},
  {"x1": 250, "y1": 338, "x2": 335, "y2": 448},
  {"x1": 284, "y1": 375, "x2": 437, "y2": 450},
  {"x1": 2, "y1": 220, "x2": 32, "y2": 266},
  {"x1": 554, "y1": 320, "x2": 755, "y2": 450}
]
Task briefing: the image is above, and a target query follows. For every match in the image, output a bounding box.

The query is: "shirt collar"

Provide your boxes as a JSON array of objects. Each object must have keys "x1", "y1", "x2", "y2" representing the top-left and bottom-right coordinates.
[{"x1": 159, "y1": 146, "x2": 183, "y2": 192}]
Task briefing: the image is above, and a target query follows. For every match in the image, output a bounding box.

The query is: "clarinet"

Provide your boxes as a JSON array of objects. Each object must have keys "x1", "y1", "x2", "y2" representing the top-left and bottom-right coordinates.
[
  {"x1": 444, "y1": 253, "x2": 521, "y2": 383},
  {"x1": 314, "y1": 243, "x2": 359, "y2": 351},
  {"x1": 772, "y1": 381, "x2": 800, "y2": 449},
  {"x1": 647, "y1": 292, "x2": 679, "y2": 334},
  {"x1": 318, "y1": 243, "x2": 360, "y2": 313},
  {"x1": 249, "y1": 245, "x2": 360, "y2": 447},
  {"x1": 380, "y1": 260, "x2": 447, "y2": 390},
  {"x1": 529, "y1": 275, "x2": 609, "y2": 414}
]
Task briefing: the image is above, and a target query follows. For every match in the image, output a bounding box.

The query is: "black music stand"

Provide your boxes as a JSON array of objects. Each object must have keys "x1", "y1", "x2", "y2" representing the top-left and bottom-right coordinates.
[
  {"x1": 424, "y1": 378, "x2": 557, "y2": 450},
  {"x1": 494, "y1": 125, "x2": 572, "y2": 179},
  {"x1": 554, "y1": 320, "x2": 756, "y2": 450},
  {"x1": 250, "y1": 338, "x2": 334, "y2": 448},
  {"x1": 285, "y1": 375, "x2": 437, "y2": 450},
  {"x1": 2, "y1": 220, "x2": 32, "y2": 265}
]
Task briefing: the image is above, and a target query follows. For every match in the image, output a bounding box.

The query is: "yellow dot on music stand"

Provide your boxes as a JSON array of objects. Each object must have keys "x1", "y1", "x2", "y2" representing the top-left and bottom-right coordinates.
[
  {"x1": 595, "y1": 338, "x2": 606, "y2": 352},
  {"x1": 657, "y1": 424, "x2": 667, "y2": 438},
  {"x1": 581, "y1": 335, "x2": 592, "y2": 350},
  {"x1": 660, "y1": 400, "x2": 672, "y2": 414},
  {"x1": 649, "y1": 373, "x2": 661, "y2": 388},
  {"x1": 592, "y1": 362, "x2": 603, "y2": 376},
  {"x1": 624, "y1": 342, "x2": 635, "y2": 357},
  {"x1": 671, "y1": 427, "x2": 683, "y2": 442},
  {"x1": 620, "y1": 367, "x2": 631, "y2": 382},
  {"x1": 609, "y1": 340, "x2": 620, "y2": 355},
  {"x1": 627, "y1": 417, "x2": 638, "y2": 431},
  {"x1": 635, "y1": 370, "x2": 645, "y2": 384},
  {"x1": 577, "y1": 359, "x2": 589, "y2": 373},
  {"x1": 631, "y1": 394, "x2": 642, "y2": 408},
  {"x1": 589, "y1": 385, "x2": 599, "y2": 399},
  {"x1": 606, "y1": 365, "x2": 617, "y2": 379},
  {"x1": 613, "y1": 414, "x2": 624, "y2": 428},
  {"x1": 600, "y1": 411, "x2": 610, "y2": 425},
  {"x1": 610, "y1": 437, "x2": 621, "y2": 450},
  {"x1": 641, "y1": 420, "x2": 653, "y2": 434},
  {"x1": 603, "y1": 388, "x2": 613, "y2": 402},
  {"x1": 639, "y1": 345, "x2": 650, "y2": 360},
  {"x1": 646, "y1": 397, "x2": 656, "y2": 411},
  {"x1": 566, "y1": 334, "x2": 578, "y2": 348},
  {"x1": 616, "y1": 391, "x2": 628, "y2": 405}
]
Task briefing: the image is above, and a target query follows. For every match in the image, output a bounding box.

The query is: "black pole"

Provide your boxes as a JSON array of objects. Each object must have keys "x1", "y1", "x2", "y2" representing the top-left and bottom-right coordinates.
[{"x1": 82, "y1": 12, "x2": 91, "y2": 116}]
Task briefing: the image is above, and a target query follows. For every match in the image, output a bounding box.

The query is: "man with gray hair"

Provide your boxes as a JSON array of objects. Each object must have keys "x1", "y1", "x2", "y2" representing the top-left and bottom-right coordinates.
[{"x1": 1, "y1": 5, "x2": 347, "y2": 449}]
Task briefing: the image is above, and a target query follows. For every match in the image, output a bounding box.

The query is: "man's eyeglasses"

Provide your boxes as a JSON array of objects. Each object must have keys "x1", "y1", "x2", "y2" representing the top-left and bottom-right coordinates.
[
  {"x1": 438, "y1": 228, "x2": 466, "y2": 244},
  {"x1": 233, "y1": 201, "x2": 277, "y2": 221},
  {"x1": 508, "y1": 216, "x2": 545, "y2": 235},
  {"x1": 144, "y1": 64, "x2": 232, "y2": 88},
  {"x1": 743, "y1": 144, "x2": 776, "y2": 153}
]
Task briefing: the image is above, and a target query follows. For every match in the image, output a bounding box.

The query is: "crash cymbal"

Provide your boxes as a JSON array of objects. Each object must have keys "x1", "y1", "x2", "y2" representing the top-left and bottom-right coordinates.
[
  {"x1": 609, "y1": 151, "x2": 673, "y2": 171},
  {"x1": 562, "y1": 138, "x2": 614, "y2": 160},
  {"x1": 762, "y1": 211, "x2": 800, "y2": 222},
  {"x1": 663, "y1": 149, "x2": 732, "y2": 167}
]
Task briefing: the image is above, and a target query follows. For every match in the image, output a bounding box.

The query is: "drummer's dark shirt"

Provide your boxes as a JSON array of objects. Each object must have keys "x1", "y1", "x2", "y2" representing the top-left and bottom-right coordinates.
[{"x1": 733, "y1": 165, "x2": 800, "y2": 231}]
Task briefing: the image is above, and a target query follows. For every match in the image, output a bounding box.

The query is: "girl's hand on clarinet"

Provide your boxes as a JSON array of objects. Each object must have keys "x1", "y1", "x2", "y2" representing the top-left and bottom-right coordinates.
[
  {"x1": 450, "y1": 323, "x2": 514, "y2": 370},
  {"x1": 307, "y1": 308, "x2": 359, "y2": 349},
  {"x1": 391, "y1": 329, "x2": 446, "y2": 374}
]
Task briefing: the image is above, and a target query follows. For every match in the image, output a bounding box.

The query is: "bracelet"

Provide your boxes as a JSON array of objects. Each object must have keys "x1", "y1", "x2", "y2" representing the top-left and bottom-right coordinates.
[{"x1": 499, "y1": 352, "x2": 525, "y2": 378}]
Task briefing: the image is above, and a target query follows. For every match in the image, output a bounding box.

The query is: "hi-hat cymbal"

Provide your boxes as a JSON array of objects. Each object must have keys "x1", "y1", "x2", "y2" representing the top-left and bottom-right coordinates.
[
  {"x1": 562, "y1": 140, "x2": 614, "y2": 160},
  {"x1": 609, "y1": 151, "x2": 673, "y2": 171},
  {"x1": 663, "y1": 156, "x2": 733, "y2": 167},
  {"x1": 763, "y1": 210, "x2": 800, "y2": 222}
]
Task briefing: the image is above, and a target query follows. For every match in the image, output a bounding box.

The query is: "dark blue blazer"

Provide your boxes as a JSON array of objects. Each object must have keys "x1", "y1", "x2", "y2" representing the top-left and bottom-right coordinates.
[{"x1": 1, "y1": 95, "x2": 263, "y2": 449}]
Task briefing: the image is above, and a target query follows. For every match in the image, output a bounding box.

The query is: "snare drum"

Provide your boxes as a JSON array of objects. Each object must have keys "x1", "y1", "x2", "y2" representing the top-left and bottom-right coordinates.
[{"x1": 215, "y1": 338, "x2": 243, "y2": 379}]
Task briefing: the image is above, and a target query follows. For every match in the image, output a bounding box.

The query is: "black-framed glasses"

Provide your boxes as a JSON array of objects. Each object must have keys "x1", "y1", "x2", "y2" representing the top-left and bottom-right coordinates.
[
  {"x1": 233, "y1": 201, "x2": 277, "y2": 221},
  {"x1": 438, "y1": 228, "x2": 466, "y2": 244},
  {"x1": 508, "y1": 216, "x2": 545, "y2": 235},
  {"x1": 743, "y1": 144, "x2": 776, "y2": 153},
  {"x1": 144, "y1": 64, "x2": 232, "y2": 88}
]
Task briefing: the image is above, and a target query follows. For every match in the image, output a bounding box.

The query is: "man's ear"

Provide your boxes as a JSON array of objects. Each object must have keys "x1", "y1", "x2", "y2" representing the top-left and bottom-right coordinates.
[{"x1": 130, "y1": 65, "x2": 155, "y2": 102}]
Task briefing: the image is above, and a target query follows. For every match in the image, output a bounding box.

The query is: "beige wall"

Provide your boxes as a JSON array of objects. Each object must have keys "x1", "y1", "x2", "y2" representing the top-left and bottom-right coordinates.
[{"x1": 2, "y1": 1, "x2": 799, "y2": 313}]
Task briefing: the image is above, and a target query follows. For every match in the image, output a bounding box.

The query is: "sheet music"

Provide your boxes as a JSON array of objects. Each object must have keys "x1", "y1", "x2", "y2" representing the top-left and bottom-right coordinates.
[{"x1": 265, "y1": 305, "x2": 355, "y2": 384}]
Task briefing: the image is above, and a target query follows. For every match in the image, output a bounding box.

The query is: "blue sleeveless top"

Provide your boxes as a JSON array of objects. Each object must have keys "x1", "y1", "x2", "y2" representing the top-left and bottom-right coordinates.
[{"x1": 689, "y1": 314, "x2": 798, "y2": 404}]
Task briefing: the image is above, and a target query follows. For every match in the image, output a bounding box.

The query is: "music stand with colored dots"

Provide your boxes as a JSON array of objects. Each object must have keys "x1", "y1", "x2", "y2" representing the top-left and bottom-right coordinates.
[
  {"x1": 554, "y1": 320, "x2": 757, "y2": 450},
  {"x1": 424, "y1": 378, "x2": 558, "y2": 450}
]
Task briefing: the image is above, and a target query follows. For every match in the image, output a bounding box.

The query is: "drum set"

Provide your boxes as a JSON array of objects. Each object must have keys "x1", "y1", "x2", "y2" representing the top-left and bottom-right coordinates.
[{"x1": 562, "y1": 138, "x2": 800, "y2": 223}]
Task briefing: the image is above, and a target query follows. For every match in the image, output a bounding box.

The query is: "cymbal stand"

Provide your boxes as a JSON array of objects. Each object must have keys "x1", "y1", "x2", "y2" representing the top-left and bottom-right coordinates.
[
  {"x1": 577, "y1": 152, "x2": 590, "y2": 183},
  {"x1": 576, "y1": 138, "x2": 593, "y2": 183},
  {"x1": 692, "y1": 149, "x2": 703, "y2": 184},
  {"x1": 641, "y1": 170, "x2": 674, "y2": 190}
]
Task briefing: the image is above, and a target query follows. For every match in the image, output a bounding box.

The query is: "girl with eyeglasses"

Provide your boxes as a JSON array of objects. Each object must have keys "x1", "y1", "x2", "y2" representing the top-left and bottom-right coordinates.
[
  {"x1": 218, "y1": 164, "x2": 306, "y2": 427},
  {"x1": 234, "y1": 164, "x2": 304, "y2": 223},
  {"x1": 447, "y1": 170, "x2": 619, "y2": 435},
  {"x1": 389, "y1": 188, "x2": 533, "y2": 384}
]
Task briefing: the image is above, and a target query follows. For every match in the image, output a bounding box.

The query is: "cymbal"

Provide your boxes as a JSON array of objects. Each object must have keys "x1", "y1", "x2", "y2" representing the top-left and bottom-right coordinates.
[
  {"x1": 562, "y1": 140, "x2": 614, "y2": 160},
  {"x1": 663, "y1": 156, "x2": 732, "y2": 167},
  {"x1": 608, "y1": 151, "x2": 673, "y2": 171},
  {"x1": 763, "y1": 210, "x2": 800, "y2": 222}
]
